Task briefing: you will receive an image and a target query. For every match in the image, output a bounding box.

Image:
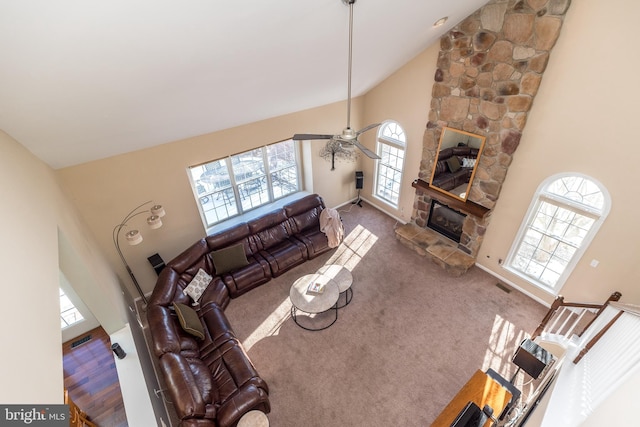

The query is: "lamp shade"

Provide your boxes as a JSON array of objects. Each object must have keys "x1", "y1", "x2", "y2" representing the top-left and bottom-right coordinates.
[
  {"x1": 125, "y1": 229, "x2": 143, "y2": 245},
  {"x1": 151, "y1": 204, "x2": 166, "y2": 217},
  {"x1": 147, "y1": 215, "x2": 162, "y2": 229}
]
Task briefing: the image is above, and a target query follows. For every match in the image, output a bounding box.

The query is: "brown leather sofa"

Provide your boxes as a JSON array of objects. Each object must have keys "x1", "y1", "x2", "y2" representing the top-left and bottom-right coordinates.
[
  {"x1": 431, "y1": 146, "x2": 479, "y2": 191},
  {"x1": 147, "y1": 194, "x2": 333, "y2": 426}
]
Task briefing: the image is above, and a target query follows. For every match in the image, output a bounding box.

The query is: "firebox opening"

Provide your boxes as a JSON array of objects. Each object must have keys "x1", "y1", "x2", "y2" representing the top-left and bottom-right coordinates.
[{"x1": 426, "y1": 200, "x2": 467, "y2": 243}]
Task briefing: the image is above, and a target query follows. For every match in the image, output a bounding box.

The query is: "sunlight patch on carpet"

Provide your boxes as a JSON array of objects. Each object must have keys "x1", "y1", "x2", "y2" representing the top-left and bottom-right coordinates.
[
  {"x1": 482, "y1": 314, "x2": 527, "y2": 379},
  {"x1": 243, "y1": 297, "x2": 291, "y2": 351},
  {"x1": 325, "y1": 224, "x2": 378, "y2": 271}
]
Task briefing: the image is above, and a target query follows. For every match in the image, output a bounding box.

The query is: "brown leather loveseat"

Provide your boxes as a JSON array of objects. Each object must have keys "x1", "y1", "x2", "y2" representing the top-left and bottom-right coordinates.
[
  {"x1": 147, "y1": 194, "x2": 334, "y2": 426},
  {"x1": 431, "y1": 146, "x2": 479, "y2": 191}
]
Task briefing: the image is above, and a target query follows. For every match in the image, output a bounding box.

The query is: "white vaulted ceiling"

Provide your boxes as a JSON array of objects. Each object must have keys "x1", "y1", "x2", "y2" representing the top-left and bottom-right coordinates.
[{"x1": 0, "y1": 0, "x2": 488, "y2": 168}]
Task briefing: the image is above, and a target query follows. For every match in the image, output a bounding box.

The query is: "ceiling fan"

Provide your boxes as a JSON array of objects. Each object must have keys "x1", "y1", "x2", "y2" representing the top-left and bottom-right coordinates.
[{"x1": 292, "y1": 0, "x2": 381, "y2": 160}]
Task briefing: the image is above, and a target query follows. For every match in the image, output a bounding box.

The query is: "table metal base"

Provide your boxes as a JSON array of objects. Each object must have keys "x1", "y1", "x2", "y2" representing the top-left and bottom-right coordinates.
[
  {"x1": 290, "y1": 303, "x2": 338, "y2": 331},
  {"x1": 336, "y1": 287, "x2": 353, "y2": 309}
]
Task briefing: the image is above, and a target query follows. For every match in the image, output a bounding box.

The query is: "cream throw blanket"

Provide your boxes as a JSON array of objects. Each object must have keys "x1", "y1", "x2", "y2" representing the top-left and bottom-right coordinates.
[{"x1": 319, "y1": 207, "x2": 344, "y2": 248}]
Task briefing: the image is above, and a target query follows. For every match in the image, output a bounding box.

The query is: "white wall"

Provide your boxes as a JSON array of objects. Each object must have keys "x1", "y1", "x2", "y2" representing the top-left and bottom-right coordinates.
[{"x1": 0, "y1": 130, "x2": 126, "y2": 404}]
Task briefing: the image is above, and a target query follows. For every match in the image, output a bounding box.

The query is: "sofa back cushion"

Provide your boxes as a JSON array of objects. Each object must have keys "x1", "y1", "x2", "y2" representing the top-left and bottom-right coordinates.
[
  {"x1": 248, "y1": 209, "x2": 291, "y2": 250},
  {"x1": 284, "y1": 194, "x2": 325, "y2": 233},
  {"x1": 167, "y1": 239, "x2": 212, "y2": 275},
  {"x1": 206, "y1": 223, "x2": 258, "y2": 257}
]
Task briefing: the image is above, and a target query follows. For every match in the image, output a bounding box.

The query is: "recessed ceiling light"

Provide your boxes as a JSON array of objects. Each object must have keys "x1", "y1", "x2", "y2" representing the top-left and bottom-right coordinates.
[{"x1": 433, "y1": 17, "x2": 448, "y2": 27}]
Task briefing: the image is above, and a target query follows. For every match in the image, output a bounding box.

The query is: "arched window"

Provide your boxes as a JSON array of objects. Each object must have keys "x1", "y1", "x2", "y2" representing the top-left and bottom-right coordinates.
[
  {"x1": 374, "y1": 121, "x2": 406, "y2": 207},
  {"x1": 505, "y1": 173, "x2": 611, "y2": 292}
]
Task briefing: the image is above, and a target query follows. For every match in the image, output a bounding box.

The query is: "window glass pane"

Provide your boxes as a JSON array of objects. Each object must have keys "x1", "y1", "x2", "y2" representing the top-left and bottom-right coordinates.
[
  {"x1": 375, "y1": 121, "x2": 406, "y2": 207},
  {"x1": 60, "y1": 288, "x2": 84, "y2": 328},
  {"x1": 546, "y1": 176, "x2": 605, "y2": 211},
  {"x1": 268, "y1": 140, "x2": 299, "y2": 199},
  {"x1": 197, "y1": 159, "x2": 231, "y2": 190},
  {"x1": 507, "y1": 174, "x2": 608, "y2": 290},
  {"x1": 272, "y1": 166, "x2": 298, "y2": 199},
  {"x1": 380, "y1": 121, "x2": 406, "y2": 145},
  {"x1": 231, "y1": 149, "x2": 264, "y2": 183},
  {"x1": 189, "y1": 140, "x2": 300, "y2": 228},
  {"x1": 201, "y1": 189, "x2": 238, "y2": 224}
]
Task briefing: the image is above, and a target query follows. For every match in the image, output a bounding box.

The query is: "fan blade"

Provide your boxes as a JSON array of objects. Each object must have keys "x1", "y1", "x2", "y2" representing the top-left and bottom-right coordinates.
[
  {"x1": 356, "y1": 123, "x2": 381, "y2": 136},
  {"x1": 292, "y1": 133, "x2": 334, "y2": 141},
  {"x1": 351, "y1": 140, "x2": 381, "y2": 160}
]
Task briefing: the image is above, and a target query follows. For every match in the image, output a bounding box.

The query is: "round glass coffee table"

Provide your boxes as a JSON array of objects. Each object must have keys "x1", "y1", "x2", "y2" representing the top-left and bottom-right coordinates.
[
  {"x1": 289, "y1": 273, "x2": 339, "y2": 331},
  {"x1": 316, "y1": 264, "x2": 353, "y2": 308}
]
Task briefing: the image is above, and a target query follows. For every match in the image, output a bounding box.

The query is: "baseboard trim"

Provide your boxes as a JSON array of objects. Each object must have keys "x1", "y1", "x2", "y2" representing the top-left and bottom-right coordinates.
[
  {"x1": 475, "y1": 263, "x2": 552, "y2": 308},
  {"x1": 359, "y1": 196, "x2": 407, "y2": 225}
]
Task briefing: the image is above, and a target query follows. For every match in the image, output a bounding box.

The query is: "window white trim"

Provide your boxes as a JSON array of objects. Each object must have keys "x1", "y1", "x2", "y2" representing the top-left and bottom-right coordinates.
[
  {"x1": 373, "y1": 120, "x2": 406, "y2": 207},
  {"x1": 505, "y1": 172, "x2": 611, "y2": 294}
]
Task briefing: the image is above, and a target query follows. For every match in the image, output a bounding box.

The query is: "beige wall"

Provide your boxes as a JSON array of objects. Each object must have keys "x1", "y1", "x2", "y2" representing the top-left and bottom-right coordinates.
[
  {"x1": 0, "y1": 131, "x2": 126, "y2": 404},
  {"x1": 58, "y1": 0, "x2": 640, "y2": 307},
  {"x1": 360, "y1": 43, "x2": 439, "y2": 222},
  {"x1": 58, "y1": 100, "x2": 365, "y2": 298},
  {"x1": 476, "y1": 0, "x2": 640, "y2": 305}
]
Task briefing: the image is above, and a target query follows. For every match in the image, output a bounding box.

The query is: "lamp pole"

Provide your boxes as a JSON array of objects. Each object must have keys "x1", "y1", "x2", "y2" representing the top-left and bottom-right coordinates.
[{"x1": 112, "y1": 200, "x2": 164, "y2": 305}]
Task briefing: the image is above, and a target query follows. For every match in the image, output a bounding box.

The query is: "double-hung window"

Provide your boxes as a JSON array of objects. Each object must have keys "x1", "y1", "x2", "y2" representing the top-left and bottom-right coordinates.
[
  {"x1": 188, "y1": 139, "x2": 301, "y2": 228},
  {"x1": 505, "y1": 173, "x2": 610, "y2": 293},
  {"x1": 374, "y1": 121, "x2": 406, "y2": 207}
]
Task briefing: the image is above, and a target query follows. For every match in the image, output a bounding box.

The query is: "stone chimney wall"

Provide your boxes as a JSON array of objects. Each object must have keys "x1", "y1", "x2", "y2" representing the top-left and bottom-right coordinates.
[{"x1": 413, "y1": 0, "x2": 571, "y2": 258}]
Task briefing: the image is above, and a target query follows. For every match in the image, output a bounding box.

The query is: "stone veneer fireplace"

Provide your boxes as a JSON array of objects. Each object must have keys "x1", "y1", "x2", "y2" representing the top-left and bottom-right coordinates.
[{"x1": 396, "y1": 0, "x2": 571, "y2": 274}]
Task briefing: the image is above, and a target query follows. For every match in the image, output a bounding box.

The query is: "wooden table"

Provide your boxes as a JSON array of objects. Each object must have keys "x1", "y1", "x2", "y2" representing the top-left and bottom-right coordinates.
[{"x1": 430, "y1": 370, "x2": 512, "y2": 427}]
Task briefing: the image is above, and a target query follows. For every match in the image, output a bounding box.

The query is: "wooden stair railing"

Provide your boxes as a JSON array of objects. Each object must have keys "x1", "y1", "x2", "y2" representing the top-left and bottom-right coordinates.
[
  {"x1": 530, "y1": 291, "x2": 621, "y2": 343},
  {"x1": 64, "y1": 389, "x2": 98, "y2": 427}
]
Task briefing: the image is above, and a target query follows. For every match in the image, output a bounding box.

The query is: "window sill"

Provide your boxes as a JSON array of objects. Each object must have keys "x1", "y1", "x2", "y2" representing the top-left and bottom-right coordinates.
[{"x1": 205, "y1": 191, "x2": 311, "y2": 235}]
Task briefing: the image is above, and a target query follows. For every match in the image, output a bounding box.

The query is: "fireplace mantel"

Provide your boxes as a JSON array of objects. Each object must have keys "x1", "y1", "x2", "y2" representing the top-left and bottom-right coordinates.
[{"x1": 412, "y1": 179, "x2": 490, "y2": 219}]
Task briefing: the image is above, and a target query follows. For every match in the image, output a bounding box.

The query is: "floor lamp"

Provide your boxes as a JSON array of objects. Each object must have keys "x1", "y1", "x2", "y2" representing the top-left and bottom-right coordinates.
[{"x1": 112, "y1": 200, "x2": 166, "y2": 306}]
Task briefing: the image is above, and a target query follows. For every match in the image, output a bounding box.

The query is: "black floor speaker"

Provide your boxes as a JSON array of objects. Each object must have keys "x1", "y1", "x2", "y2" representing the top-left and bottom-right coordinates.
[
  {"x1": 355, "y1": 171, "x2": 364, "y2": 189},
  {"x1": 147, "y1": 253, "x2": 166, "y2": 276}
]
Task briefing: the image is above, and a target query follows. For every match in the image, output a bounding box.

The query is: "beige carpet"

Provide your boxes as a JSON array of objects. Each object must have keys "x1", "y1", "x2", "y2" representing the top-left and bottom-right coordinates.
[{"x1": 224, "y1": 201, "x2": 548, "y2": 426}]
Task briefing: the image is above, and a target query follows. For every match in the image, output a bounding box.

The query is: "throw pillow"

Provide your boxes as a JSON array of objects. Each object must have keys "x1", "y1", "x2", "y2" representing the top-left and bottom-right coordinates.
[
  {"x1": 446, "y1": 156, "x2": 461, "y2": 173},
  {"x1": 462, "y1": 157, "x2": 476, "y2": 168},
  {"x1": 183, "y1": 268, "x2": 213, "y2": 305},
  {"x1": 173, "y1": 302, "x2": 205, "y2": 340},
  {"x1": 211, "y1": 243, "x2": 249, "y2": 275}
]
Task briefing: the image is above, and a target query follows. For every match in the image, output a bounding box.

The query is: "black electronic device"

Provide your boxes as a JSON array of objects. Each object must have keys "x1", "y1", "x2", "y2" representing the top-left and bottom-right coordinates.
[
  {"x1": 147, "y1": 253, "x2": 165, "y2": 276},
  {"x1": 451, "y1": 401, "x2": 488, "y2": 427},
  {"x1": 512, "y1": 338, "x2": 553, "y2": 379},
  {"x1": 355, "y1": 171, "x2": 364, "y2": 189}
]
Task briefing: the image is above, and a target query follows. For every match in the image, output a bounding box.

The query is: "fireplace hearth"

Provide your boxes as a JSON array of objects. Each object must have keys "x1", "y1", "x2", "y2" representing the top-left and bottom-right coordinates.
[{"x1": 427, "y1": 200, "x2": 466, "y2": 243}]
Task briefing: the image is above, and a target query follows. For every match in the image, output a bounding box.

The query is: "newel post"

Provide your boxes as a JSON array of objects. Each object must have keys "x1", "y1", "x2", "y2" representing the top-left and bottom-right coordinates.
[{"x1": 531, "y1": 295, "x2": 565, "y2": 341}]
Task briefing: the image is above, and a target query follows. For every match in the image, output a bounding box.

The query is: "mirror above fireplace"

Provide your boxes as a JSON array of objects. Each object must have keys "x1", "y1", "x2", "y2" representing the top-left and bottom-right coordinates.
[{"x1": 429, "y1": 127, "x2": 486, "y2": 202}]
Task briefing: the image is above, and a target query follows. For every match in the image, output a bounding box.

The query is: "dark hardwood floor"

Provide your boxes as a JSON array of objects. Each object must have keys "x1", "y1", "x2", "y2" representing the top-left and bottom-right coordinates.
[{"x1": 63, "y1": 326, "x2": 128, "y2": 427}]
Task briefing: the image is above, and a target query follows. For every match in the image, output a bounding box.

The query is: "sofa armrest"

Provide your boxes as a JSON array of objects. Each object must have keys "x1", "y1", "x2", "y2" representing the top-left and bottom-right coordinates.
[
  {"x1": 147, "y1": 304, "x2": 182, "y2": 356},
  {"x1": 180, "y1": 420, "x2": 217, "y2": 427},
  {"x1": 216, "y1": 384, "x2": 270, "y2": 427},
  {"x1": 159, "y1": 352, "x2": 213, "y2": 420}
]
